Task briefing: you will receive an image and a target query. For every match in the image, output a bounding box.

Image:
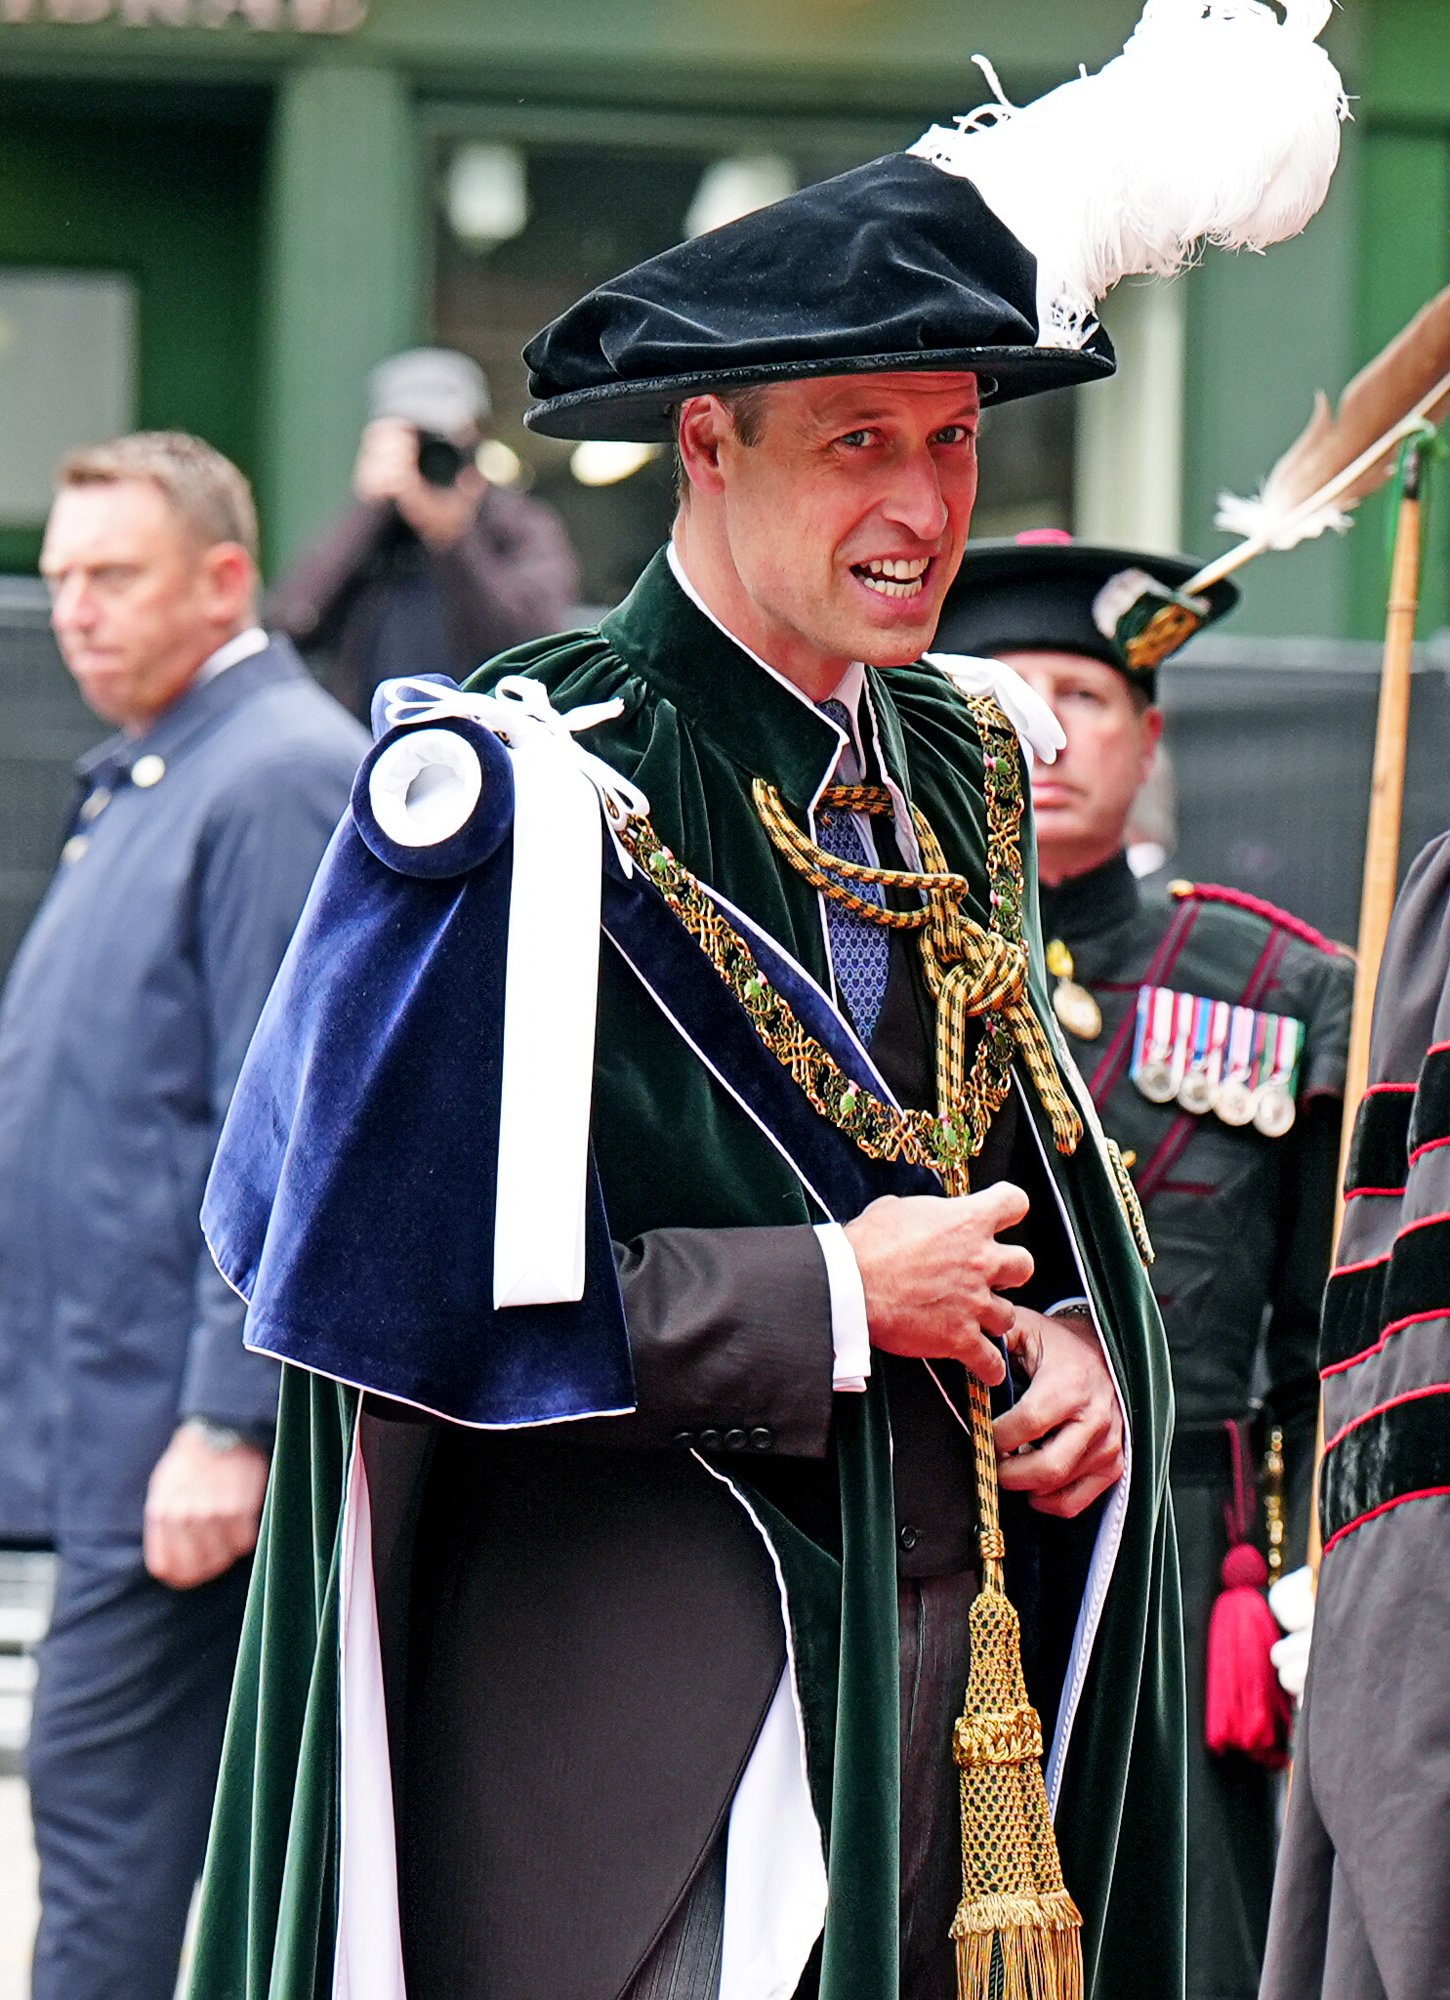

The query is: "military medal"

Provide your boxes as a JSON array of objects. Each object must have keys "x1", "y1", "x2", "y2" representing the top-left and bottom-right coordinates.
[
  {"x1": 1243, "y1": 1009, "x2": 1273, "y2": 1125},
  {"x1": 1178, "y1": 996, "x2": 1227, "y2": 1114},
  {"x1": 1166, "y1": 989, "x2": 1197, "y2": 1102},
  {"x1": 1047, "y1": 939, "x2": 1103, "y2": 1041},
  {"x1": 1215, "y1": 1006, "x2": 1258, "y2": 1126},
  {"x1": 1252, "y1": 1015, "x2": 1305, "y2": 1137},
  {"x1": 1133, "y1": 985, "x2": 1182, "y2": 1103}
]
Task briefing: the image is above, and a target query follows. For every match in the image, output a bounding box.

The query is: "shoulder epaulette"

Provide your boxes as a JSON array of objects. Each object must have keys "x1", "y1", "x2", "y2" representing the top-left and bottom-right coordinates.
[{"x1": 1167, "y1": 879, "x2": 1346, "y2": 956}]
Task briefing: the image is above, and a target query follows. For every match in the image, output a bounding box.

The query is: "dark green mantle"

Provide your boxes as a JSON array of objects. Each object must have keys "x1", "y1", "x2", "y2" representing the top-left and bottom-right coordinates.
[{"x1": 187, "y1": 553, "x2": 1185, "y2": 2000}]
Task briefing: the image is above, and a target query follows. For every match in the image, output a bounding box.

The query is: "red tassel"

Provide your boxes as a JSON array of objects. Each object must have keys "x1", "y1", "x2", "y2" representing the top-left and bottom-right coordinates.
[{"x1": 1204, "y1": 1543, "x2": 1292, "y2": 1768}]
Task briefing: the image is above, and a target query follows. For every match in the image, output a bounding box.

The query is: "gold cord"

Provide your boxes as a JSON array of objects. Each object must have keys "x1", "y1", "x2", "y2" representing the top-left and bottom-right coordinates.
[
  {"x1": 755, "y1": 698, "x2": 1087, "y2": 1998},
  {"x1": 621, "y1": 693, "x2": 1087, "y2": 1996},
  {"x1": 753, "y1": 696, "x2": 1082, "y2": 1158}
]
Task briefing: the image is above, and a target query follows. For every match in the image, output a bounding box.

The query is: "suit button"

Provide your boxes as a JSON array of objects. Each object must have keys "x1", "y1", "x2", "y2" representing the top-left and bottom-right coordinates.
[
  {"x1": 898, "y1": 1525, "x2": 919, "y2": 1552},
  {"x1": 698, "y1": 1428, "x2": 721, "y2": 1450},
  {"x1": 749, "y1": 1427, "x2": 774, "y2": 1451},
  {"x1": 723, "y1": 1428, "x2": 747, "y2": 1451},
  {"x1": 673, "y1": 1431, "x2": 695, "y2": 1450}
]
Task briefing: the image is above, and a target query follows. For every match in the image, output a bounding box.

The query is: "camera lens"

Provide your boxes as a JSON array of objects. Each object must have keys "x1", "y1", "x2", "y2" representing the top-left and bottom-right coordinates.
[{"x1": 416, "y1": 433, "x2": 469, "y2": 487}]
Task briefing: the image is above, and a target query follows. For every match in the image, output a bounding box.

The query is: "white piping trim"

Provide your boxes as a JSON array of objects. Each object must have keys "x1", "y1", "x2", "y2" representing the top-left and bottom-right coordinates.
[
  {"x1": 1013, "y1": 1072, "x2": 1131, "y2": 1813},
  {"x1": 334, "y1": 1428, "x2": 407, "y2": 2000},
  {"x1": 694, "y1": 1453, "x2": 829, "y2": 2000},
  {"x1": 237, "y1": 1334, "x2": 635, "y2": 1429},
  {"x1": 201, "y1": 1229, "x2": 251, "y2": 1304}
]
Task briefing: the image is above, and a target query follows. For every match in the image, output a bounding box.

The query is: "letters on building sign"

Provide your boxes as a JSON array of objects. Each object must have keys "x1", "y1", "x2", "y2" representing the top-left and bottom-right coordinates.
[{"x1": 1, "y1": 0, "x2": 366, "y2": 27}]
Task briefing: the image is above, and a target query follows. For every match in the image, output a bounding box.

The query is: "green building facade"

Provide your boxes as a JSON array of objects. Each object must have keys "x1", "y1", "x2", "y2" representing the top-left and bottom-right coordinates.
[{"x1": 0, "y1": 0, "x2": 1435, "y2": 638}]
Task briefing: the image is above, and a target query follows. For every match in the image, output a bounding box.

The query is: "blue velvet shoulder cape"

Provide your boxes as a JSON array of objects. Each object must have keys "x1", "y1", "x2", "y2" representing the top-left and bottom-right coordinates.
[{"x1": 200, "y1": 708, "x2": 640, "y2": 1430}]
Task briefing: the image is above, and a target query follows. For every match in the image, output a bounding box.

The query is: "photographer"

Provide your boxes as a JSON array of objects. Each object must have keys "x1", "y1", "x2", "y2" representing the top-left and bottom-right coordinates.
[{"x1": 269, "y1": 347, "x2": 579, "y2": 722}]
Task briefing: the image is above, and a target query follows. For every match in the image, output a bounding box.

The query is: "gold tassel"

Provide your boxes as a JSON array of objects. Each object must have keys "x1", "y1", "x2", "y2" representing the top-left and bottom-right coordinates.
[{"x1": 951, "y1": 1386, "x2": 1084, "y2": 2000}]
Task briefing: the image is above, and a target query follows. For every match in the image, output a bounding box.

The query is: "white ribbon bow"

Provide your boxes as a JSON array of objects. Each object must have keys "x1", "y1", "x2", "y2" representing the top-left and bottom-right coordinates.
[
  {"x1": 380, "y1": 673, "x2": 651, "y2": 848},
  {"x1": 377, "y1": 674, "x2": 650, "y2": 1314},
  {"x1": 922, "y1": 651, "x2": 1066, "y2": 767}
]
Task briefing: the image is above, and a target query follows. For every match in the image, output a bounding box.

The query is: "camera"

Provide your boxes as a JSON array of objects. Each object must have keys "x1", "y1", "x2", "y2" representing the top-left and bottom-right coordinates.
[{"x1": 415, "y1": 431, "x2": 470, "y2": 488}]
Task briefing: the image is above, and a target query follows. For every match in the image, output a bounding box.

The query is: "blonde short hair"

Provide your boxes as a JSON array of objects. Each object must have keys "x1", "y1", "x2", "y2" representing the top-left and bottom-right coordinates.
[{"x1": 58, "y1": 431, "x2": 259, "y2": 563}]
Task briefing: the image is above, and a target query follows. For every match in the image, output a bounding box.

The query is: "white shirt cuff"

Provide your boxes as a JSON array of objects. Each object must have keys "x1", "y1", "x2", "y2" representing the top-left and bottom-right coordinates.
[
  {"x1": 814, "y1": 1222, "x2": 871, "y2": 1393},
  {"x1": 1045, "y1": 1295, "x2": 1092, "y2": 1320}
]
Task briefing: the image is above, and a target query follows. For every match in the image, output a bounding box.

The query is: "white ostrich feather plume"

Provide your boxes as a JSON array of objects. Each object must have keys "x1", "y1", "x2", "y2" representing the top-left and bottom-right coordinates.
[
  {"x1": 909, "y1": 0, "x2": 1348, "y2": 349},
  {"x1": 1213, "y1": 282, "x2": 1450, "y2": 549}
]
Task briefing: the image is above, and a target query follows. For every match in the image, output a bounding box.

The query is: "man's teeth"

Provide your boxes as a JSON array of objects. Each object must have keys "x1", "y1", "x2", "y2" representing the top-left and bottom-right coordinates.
[{"x1": 856, "y1": 556, "x2": 930, "y2": 598}]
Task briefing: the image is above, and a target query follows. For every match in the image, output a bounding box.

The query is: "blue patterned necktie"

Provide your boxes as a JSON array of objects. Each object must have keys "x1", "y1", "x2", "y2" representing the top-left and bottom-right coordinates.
[{"x1": 816, "y1": 697, "x2": 890, "y2": 1039}]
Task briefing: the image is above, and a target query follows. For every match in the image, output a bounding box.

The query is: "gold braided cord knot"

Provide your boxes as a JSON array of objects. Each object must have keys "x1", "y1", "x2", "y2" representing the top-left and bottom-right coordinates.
[
  {"x1": 954, "y1": 1705, "x2": 1044, "y2": 1765},
  {"x1": 753, "y1": 779, "x2": 959, "y2": 930},
  {"x1": 753, "y1": 707, "x2": 1082, "y2": 1162},
  {"x1": 945, "y1": 933, "x2": 1027, "y2": 1014}
]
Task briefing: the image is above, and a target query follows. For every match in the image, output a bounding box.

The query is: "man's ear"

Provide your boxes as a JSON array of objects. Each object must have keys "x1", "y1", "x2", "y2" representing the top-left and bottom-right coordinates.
[
  {"x1": 202, "y1": 541, "x2": 258, "y2": 626},
  {"x1": 675, "y1": 396, "x2": 733, "y2": 500}
]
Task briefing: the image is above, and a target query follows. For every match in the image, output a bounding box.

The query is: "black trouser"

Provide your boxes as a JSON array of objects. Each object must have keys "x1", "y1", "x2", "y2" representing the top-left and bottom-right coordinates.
[
  {"x1": 622, "y1": 1567, "x2": 978, "y2": 2000},
  {"x1": 26, "y1": 1543, "x2": 251, "y2": 2000}
]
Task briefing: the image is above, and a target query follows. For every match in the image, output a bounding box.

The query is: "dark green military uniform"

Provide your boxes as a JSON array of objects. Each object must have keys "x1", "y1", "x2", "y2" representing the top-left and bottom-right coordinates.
[{"x1": 1039, "y1": 854, "x2": 1351, "y2": 2000}]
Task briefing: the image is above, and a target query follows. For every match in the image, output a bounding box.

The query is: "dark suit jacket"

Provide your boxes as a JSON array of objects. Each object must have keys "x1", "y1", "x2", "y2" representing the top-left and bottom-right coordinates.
[{"x1": 0, "y1": 640, "x2": 367, "y2": 1545}]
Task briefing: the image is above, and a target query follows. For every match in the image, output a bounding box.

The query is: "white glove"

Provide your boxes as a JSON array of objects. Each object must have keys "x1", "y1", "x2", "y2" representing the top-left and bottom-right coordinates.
[{"x1": 1268, "y1": 1563, "x2": 1315, "y2": 1702}]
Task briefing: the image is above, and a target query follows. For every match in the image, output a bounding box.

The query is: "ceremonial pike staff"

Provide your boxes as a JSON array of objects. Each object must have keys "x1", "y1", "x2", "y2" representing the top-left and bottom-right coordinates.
[
  {"x1": 1117, "y1": 284, "x2": 1450, "y2": 1570},
  {"x1": 1215, "y1": 287, "x2": 1450, "y2": 1191}
]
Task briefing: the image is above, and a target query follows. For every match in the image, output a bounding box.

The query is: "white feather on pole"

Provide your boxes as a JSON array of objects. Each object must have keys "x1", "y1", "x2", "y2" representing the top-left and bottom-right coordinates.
[
  {"x1": 1209, "y1": 283, "x2": 1450, "y2": 555},
  {"x1": 909, "y1": 0, "x2": 1348, "y2": 351}
]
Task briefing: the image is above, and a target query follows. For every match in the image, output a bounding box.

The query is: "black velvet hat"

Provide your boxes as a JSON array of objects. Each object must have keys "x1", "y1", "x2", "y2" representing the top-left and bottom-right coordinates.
[
  {"x1": 935, "y1": 534, "x2": 1240, "y2": 699},
  {"x1": 522, "y1": 155, "x2": 1115, "y2": 443}
]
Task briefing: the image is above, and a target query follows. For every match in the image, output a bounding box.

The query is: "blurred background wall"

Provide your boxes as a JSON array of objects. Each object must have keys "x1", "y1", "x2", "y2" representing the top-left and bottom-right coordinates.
[{"x1": 0, "y1": 0, "x2": 1447, "y2": 965}]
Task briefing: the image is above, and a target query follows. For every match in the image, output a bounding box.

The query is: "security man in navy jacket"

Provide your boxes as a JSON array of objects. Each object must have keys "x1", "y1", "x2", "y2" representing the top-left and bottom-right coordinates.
[{"x1": 0, "y1": 432, "x2": 367, "y2": 2000}]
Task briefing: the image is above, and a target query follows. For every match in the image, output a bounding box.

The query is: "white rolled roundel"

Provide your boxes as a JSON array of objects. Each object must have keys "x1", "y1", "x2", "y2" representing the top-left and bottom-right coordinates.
[{"x1": 367, "y1": 727, "x2": 485, "y2": 848}]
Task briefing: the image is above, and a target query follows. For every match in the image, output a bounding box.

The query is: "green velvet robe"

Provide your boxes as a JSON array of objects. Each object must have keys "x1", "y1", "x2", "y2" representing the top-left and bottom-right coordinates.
[{"x1": 188, "y1": 552, "x2": 1185, "y2": 2000}]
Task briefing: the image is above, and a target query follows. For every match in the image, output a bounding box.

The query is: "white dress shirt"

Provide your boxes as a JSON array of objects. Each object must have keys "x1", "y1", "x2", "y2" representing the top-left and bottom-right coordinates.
[{"x1": 194, "y1": 625, "x2": 269, "y2": 687}]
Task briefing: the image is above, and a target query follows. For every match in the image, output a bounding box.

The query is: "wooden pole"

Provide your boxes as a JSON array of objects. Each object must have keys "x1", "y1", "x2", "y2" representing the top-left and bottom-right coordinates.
[
  {"x1": 1308, "y1": 447, "x2": 1426, "y2": 1578},
  {"x1": 1338, "y1": 451, "x2": 1425, "y2": 1207}
]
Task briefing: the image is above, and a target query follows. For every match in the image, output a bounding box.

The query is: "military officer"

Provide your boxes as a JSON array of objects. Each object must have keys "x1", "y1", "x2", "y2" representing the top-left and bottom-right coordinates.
[{"x1": 937, "y1": 532, "x2": 1353, "y2": 2000}]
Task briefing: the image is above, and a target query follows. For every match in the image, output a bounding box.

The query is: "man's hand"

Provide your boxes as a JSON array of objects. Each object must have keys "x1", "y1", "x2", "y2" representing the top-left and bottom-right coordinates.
[
  {"x1": 352, "y1": 417, "x2": 484, "y2": 549},
  {"x1": 143, "y1": 1423, "x2": 269, "y2": 1590},
  {"x1": 844, "y1": 1184, "x2": 1034, "y2": 1387},
  {"x1": 994, "y1": 1309, "x2": 1123, "y2": 1518}
]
